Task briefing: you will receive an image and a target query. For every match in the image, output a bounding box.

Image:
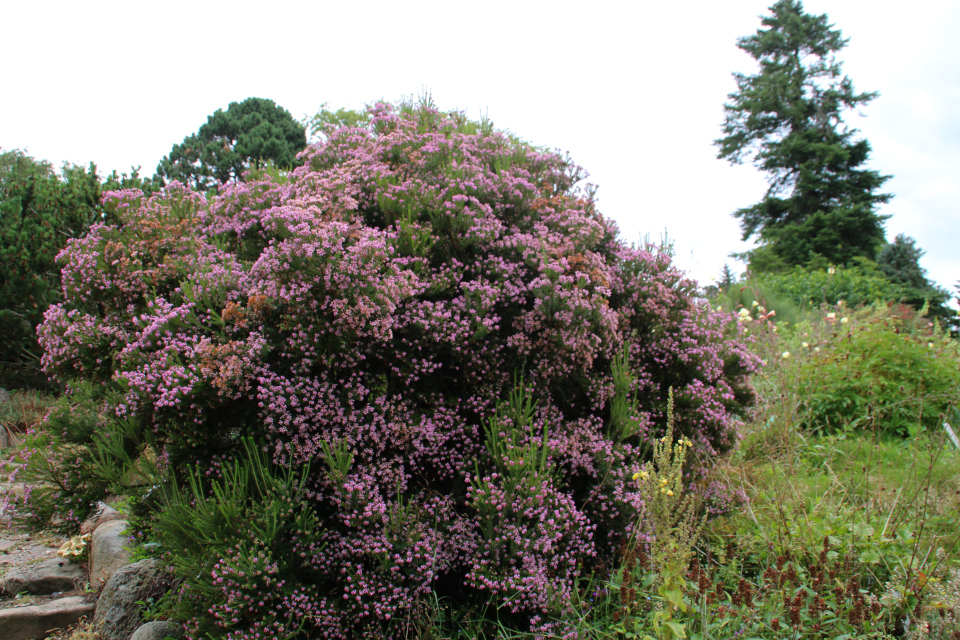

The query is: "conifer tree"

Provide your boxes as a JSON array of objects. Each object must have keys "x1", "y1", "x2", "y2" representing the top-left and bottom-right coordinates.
[
  {"x1": 0, "y1": 150, "x2": 115, "y2": 385},
  {"x1": 716, "y1": 0, "x2": 890, "y2": 270},
  {"x1": 156, "y1": 97, "x2": 307, "y2": 191}
]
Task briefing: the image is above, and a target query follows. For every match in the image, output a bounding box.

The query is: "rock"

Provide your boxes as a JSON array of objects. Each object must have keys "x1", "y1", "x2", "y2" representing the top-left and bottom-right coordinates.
[
  {"x1": 90, "y1": 519, "x2": 131, "y2": 588},
  {"x1": 80, "y1": 502, "x2": 124, "y2": 535},
  {"x1": 1, "y1": 557, "x2": 85, "y2": 595},
  {"x1": 130, "y1": 620, "x2": 185, "y2": 640},
  {"x1": 0, "y1": 595, "x2": 96, "y2": 640},
  {"x1": 0, "y1": 424, "x2": 9, "y2": 449},
  {"x1": 94, "y1": 559, "x2": 176, "y2": 640},
  {"x1": 0, "y1": 388, "x2": 10, "y2": 404},
  {"x1": 0, "y1": 542, "x2": 59, "y2": 568}
]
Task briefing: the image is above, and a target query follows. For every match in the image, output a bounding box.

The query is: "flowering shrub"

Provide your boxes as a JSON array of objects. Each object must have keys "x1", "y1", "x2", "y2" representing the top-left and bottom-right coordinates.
[
  {"x1": 786, "y1": 303, "x2": 960, "y2": 437},
  {"x1": 36, "y1": 99, "x2": 759, "y2": 637}
]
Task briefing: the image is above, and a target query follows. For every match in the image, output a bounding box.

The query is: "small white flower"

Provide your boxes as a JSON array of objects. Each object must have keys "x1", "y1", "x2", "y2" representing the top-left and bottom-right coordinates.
[
  {"x1": 802, "y1": 342, "x2": 809, "y2": 348},
  {"x1": 751, "y1": 300, "x2": 759, "y2": 308},
  {"x1": 814, "y1": 347, "x2": 821, "y2": 353},
  {"x1": 828, "y1": 267, "x2": 836, "y2": 275},
  {"x1": 840, "y1": 317, "x2": 849, "y2": 324},
  {"x1": 782, "y1": 351, "x2": 791, "y2": 359}
]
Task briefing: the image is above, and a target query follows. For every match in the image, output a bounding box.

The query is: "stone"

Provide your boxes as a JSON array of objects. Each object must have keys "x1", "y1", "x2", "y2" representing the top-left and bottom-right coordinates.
[
  {"x1": 94, "y1": 559, "x2": 176, "y2": 640},
  {"x1": 80, "y1": 502, "x2": 124, "y2": 535},
  {"x1": 0, "y1": 542, "x2": 59, "y2": 567},
  {"x1": 0, "y1": 595, "x2": 96, "y2": 640},
  {"x1": 2, "y1": 557, "x2": 85, "y2": 595},
  {"x1": 0, "y1": 388, "x2": 10, "y2": 404},
  {"x1": 130, "y1": 620, "x2": 185, "y2": 640},
  {"x1": 90, "y1": 519, "x2": 131, "y2": 588},
  {"x1": 0, "y1": 424, "x2": 9, "y2": 449}
]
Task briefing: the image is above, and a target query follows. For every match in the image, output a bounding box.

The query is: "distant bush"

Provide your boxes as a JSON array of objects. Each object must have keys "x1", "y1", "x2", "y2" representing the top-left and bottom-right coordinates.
[
  {"x1": 33, "y1": 98, "x2": 758, "y2": 637},
  {"x1": 785, "y1": 304, "x2": 960, "y2": 437},
  {"x1": 753, "y1": 264, "x2": 905, "y2": 309}
]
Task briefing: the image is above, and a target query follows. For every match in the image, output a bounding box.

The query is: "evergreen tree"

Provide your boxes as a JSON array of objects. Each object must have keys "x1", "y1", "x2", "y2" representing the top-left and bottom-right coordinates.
[
  {"x1": 716, "y1": 0, "x2": 890, "y2": 270},
  {"x1": 0, "y1": 149, "x2": 118, "y2": 386},
  {"x1": 718, "y1": 263, "x2": 737, "y2": 290},
  {"x1": 156, "y1": 97, "x2": 307, "y2": 191},
  {"x1": 877, "y1": 234, "x2": 954, "y2": 327}
]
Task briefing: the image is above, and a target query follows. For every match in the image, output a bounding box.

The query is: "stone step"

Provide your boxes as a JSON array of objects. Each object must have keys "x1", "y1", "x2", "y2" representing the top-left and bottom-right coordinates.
[
  {"x1": 0, "y1": 595, "x2": 96, "y2": 640},
  {"x1": 2, "y1": 557, "x2": 85, "y2": 596}
]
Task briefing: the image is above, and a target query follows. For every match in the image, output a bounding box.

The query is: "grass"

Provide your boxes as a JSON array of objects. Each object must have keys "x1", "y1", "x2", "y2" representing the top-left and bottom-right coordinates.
[{"x1": 0, "y1": 388, "x2": 56, "y2": 451}]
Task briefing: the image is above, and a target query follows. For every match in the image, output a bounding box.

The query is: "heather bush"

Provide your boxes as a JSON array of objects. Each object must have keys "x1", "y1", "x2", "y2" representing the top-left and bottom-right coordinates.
[{"x1": 35, "y1": 98, "x2": 758, "y2": 637}]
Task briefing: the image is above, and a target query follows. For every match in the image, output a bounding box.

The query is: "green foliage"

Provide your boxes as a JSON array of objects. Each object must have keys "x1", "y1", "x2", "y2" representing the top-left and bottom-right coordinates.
[
  {"x1": 753, "y1": 264, "x2": 905, "y2": 309},
  {"x1": 725, "y1": 262, "x2": 957, "y2": 336},
  {"x1": 699, "y1": 415, "x2": 960, "y2": 639},
  {"x1": 101, "y1": 165, "x2": 162, "y2": 195},
  {"x1": 716, "y1": 0, "x2": 890, "y2": 269},
  {"x1": 877, "y1": 234, "x2": 955, "y2": 329},
  {"x1": 785, "y1": 304, "x2": 960, "y2": 437},
  {"x1": 156, "y1": 97, "x2": 307, "y2": 191},
  {"x1": 0, "y1": 149, "x2": 114, "y2": 385},
  {"x1": 11, "y1": 380, "x2": 164, "y2": 531},
  {"x1": 151, "y1": 438, "x2": 324, "y2": 639},
  {"x1": 573, "y1": 391, "x2": 702, "y2": 640},
  {"x1": 718, "y1": 264, "x2": 736, "y2": 290},
  {"x1": 0, "y1": 388, "x2": 55, "y2": 449},
  {"x1": 12, "y1": 383, "x2": 111, "y2": 531},
  {"x1": 306, "y1": 102, "x2": 371, "y2": 140}
]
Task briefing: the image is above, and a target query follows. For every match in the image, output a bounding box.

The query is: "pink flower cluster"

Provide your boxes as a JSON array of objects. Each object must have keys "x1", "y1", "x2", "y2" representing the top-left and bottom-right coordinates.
[{"x1": 39, "y1": 101, "x2": 759, "y2": 636}]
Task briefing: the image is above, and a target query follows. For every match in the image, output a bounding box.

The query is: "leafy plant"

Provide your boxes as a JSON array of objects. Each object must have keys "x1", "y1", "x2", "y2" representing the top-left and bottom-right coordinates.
[
  {"x1": 789, "y1": 304, "x2": 960, "y2": 437},
  {"x1": 151, "y1": 437, "x2": 326, "y2": 639}
]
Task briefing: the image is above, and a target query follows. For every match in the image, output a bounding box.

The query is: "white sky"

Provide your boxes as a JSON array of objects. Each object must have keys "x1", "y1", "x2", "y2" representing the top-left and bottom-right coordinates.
[{"x1": 4, "y1": 0, "x2": 958, "y2": 293}]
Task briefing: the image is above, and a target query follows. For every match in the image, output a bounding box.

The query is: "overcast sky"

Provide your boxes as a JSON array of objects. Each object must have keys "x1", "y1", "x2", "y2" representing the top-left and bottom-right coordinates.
[{"x1": 4, "y1": 0, "x2": 958, "y2": 294}]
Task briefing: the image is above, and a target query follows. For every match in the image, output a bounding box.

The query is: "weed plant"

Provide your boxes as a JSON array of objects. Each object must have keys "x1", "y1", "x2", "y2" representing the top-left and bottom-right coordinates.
[{"x1": 0, "y1": 388, "x2": 56, "y2": 447}]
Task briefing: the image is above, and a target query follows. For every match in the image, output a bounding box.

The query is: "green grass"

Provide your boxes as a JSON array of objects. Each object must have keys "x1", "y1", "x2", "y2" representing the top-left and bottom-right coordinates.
[{"x1": 0, "y1": 388, "x2": 55, "y2": 453}]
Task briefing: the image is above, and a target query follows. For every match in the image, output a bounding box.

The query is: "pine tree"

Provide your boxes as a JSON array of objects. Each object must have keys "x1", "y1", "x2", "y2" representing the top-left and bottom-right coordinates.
[
  {"x1": 718, "y1": 263, "x2": 737, "y2": 290},
  {"x1": 716, "y1": 0, "x2": 890, "y2": 270},
  {"x1": 877, "y1": 234, "x2": 954, "y2": 327},
  {"x1": 156, "y1": 98, "x2": 307, "y2": 191}
]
